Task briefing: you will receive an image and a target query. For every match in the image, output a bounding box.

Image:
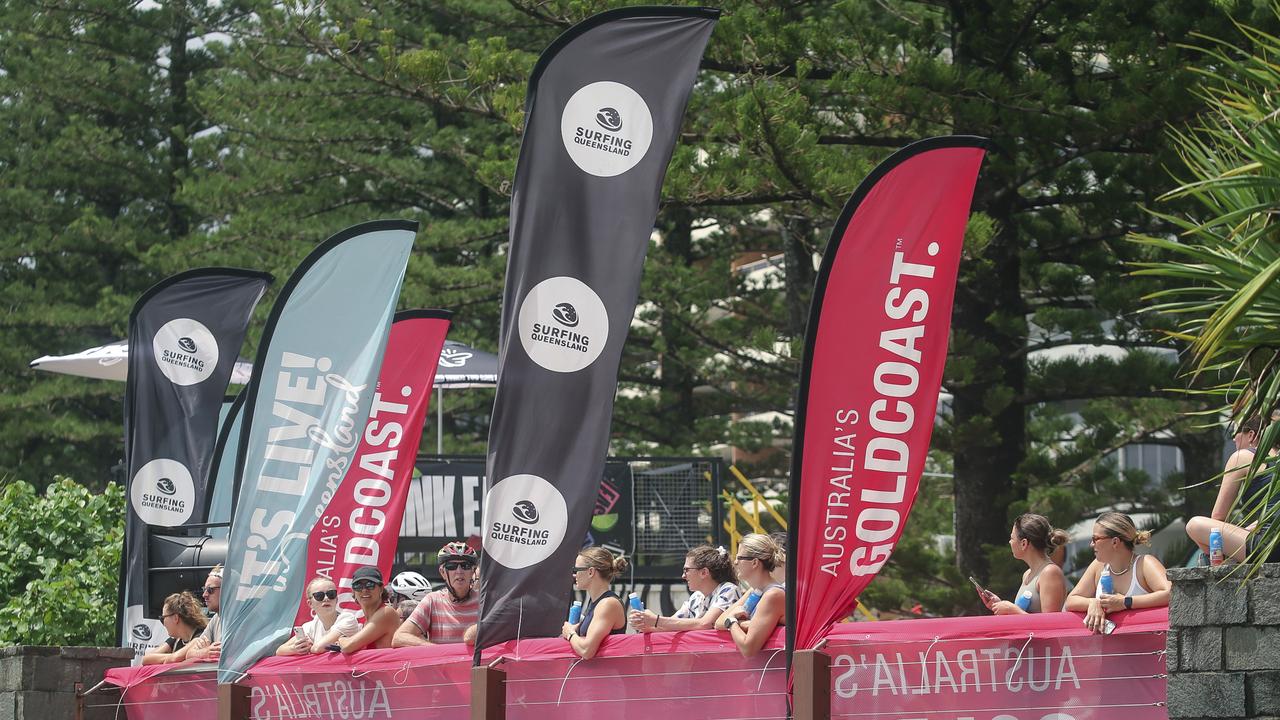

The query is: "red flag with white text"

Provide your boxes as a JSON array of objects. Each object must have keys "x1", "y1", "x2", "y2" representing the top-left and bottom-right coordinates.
[
  {"x1": 294, "y1": 309, "x2": 452, "y2": 622},
  {"x1": 787, "y1": 137, "x2": 990, "y2": 655}
]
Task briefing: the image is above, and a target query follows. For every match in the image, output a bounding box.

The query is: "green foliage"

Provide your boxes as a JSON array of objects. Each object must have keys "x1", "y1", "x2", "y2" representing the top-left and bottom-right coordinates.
[
  {"x1": 0, "y1": 479, "x2": 124, "y2": 646},
  {"x1": 1130, "y1": 9, "x2": 1280, "y2": 573}
]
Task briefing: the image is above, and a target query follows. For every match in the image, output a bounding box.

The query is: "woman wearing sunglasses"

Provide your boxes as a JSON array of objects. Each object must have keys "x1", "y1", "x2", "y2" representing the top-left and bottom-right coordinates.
[
  {"x1": 716, "y1": 533, "x2": 785, "y2": 658},
  {"x1": 142, "y1": 591, "x2": 207, "y2": 665},
  {"x1": 630, "y1": 545, "x2": 739, "y2": 632},
  {"x1": 338, "y1": 566, "x2": 399, "y2": 653},
  {"x1": 275, "y1": 577, "x2": 359, "y2": 656},
  {"x1": 561, "y1": 546, "x2": 628, "y2": 660},
  {"x1": 1065, "y1": 511, "x2": 1171, "y2": 633}
]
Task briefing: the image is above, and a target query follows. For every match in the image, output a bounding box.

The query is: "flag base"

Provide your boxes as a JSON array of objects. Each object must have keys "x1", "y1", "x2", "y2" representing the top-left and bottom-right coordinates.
[
  {"x1": 217, "y1": 682, "x2": 251, "y2": 720},
  {"x1": 792, "y1": 649, "x2": 830, "y2": 720},
  {"x1": 471, "y1": 664, "x2": 506, "y2": 720}
]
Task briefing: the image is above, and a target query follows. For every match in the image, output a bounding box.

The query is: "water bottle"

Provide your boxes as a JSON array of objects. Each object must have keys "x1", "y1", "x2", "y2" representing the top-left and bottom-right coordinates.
[
  {"x1": 568, "y1": 600, "x2": 582, "y2": 625},
  {"x1": 1209, "y1": 527, "x2": 1225, "y2": 566},
  {"x1": 743, "y1": 590, "x2": 763, "y2": 616},
  {"x1": 629, "y1": 592, "x2": 643, "y2": 612},
  {"x1": 1100, "y1": 567, "x2": 1113, "y2": 594},
  {"x1": 1015, "y1": 589, "x2": 1033, "y2": 611}
]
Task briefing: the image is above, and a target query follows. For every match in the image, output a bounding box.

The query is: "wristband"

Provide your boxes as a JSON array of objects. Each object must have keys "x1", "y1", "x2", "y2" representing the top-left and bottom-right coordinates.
[
  {"x1": 655, "y1": 616, "x2": 661, "y2": 629},
  {"x1": 1123, "y1": 596, "x2": 1133, "y2": 610}
]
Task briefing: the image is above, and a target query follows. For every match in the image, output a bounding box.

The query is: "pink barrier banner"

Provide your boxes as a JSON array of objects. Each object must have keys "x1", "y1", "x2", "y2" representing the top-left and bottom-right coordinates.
[
  {"x1": 294, "y1": 310, "x2": 451, "y2": 623},
  {"x1": 102, "y1": 609, "x2": 1166, "y2": 720}
]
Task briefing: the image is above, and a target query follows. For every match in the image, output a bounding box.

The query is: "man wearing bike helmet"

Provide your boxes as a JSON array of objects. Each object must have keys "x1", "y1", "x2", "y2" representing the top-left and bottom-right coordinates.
[{"x1": 392, "y1": 541, "x2": 479, "y2": 646}]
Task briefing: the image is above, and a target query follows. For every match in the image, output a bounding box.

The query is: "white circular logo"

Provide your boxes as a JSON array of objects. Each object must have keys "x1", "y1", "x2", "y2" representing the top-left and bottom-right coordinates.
[
  {"x1": 130, "y1": 459, "x2": 195, "y2": 526},
  {"x1": 517, "y1": 277, "x2": 608, "y2": 373},
  {"x1": 560, "y1": 81, "x2": 653, "y2": 177},
  {"x1": 483, "y1": 474, "x2": 569, "y2": 569},
  {"x1": 151, "y1": 318, "x2": 219, "y2": 386}
]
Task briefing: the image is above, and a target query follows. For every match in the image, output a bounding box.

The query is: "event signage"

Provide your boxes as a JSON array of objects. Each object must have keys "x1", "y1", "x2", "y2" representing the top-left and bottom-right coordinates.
[
  {"x1": 118, "y1": 268, "x2": 271, "y2": 659},
  {"x1": 787, "y1": 138, "x2": 990, "y2": 656},
  {"x1": 219, "y1": 221, "x2": 414, "y2": 683},
  {"x1": 398, "y1": 460, "x2": 634, "y2": 561},
  {"x1": 477, "y1": 7, "x2": 717, "y2": 650},
  {"x1": 293, "y1": 310, "x2": 452, "y2": 622}
]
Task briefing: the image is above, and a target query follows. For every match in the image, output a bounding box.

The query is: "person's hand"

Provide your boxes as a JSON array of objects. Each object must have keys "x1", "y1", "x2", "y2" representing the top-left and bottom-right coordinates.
[
  {"x1": 463, "y1": 624, "x2": 477, "y2": 647},
  {"x1": 1083, "y1": 598, "x2": 1108, "y2": 633},
  {"x1": 310, "y1": 641, "x2": 327, "y2": 654},
  {"x1": 284, "y1": 636, "x2": 308, "y2": 655},
  {"x1": 981, "y1": 591, "x2": 1001, "y2": 610},
  {"x1": 991, "y1": 600, "x2": 1018, "y2": 616},
  {"x1": 189, "y1": 641, "x2": 220, "y2": 662},
  {"x1": 1098, "y1": 592, "x2": 1126, "y2": 613},
  {"x1": 629, "y1": 609, "x2": 657, "y2": 632},
  {"x1": 561, "y1": 622, "x2": 576, "y2": 641}
]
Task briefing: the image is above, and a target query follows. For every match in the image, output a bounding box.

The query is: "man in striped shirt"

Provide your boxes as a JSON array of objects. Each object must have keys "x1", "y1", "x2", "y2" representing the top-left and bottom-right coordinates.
[{"x1": 393, "y1": 541, "x2": 479, "y2": 646}]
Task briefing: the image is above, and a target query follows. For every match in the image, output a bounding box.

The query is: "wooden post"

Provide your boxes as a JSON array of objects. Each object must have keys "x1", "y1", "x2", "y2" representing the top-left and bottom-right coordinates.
[
  {"x1": 471, "y1": 664, "x2": 506, "y2": 720},
  {"x1": 218, "y1": 682, "x2": 251, "y2": 720},
  {"x1": 792, "y1": 649, "x2": 830, "y2": 720}
]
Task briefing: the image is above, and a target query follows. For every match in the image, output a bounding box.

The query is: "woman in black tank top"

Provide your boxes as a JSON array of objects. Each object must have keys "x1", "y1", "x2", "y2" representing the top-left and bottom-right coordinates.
[
  {"x1": 1186, "y1": 417, "x2": 1280, "y2": 563},
  {"x1": 562, "y1": 546, "x2": 628, "y2": 660}
]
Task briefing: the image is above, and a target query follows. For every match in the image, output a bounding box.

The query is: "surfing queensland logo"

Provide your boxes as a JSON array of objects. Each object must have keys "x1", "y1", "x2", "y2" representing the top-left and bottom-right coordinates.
[
  {"x1": 484, "y1": 474, "x2": 568, "y2": 569},
  {"x1": 517, "y1": 277, "x2": 608, "y2": 373},
  {"x1": 131, "y1": 624, "x2": 153, "y2": 642},
  {"x1": 152, "y1": 318, "x2": 218, "y2": 386},
  {"x1": 438, "y1": 346, "x2": 472, "y2": 368},
  {"x1": 560, "y1": 81, "x2": 653, "y2": 177},
  {"x1": 129, "y1": 458, "x2": 195, "y2": 526}
]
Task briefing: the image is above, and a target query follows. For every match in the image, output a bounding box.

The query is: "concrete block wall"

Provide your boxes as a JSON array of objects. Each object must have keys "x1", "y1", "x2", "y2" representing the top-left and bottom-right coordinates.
[
  {"x1": 0, "y1": 646, "x2": 133, "y2": 720},
  {"x1": 1167, "y1": 564, "x2": 1280, "y2": 719}
]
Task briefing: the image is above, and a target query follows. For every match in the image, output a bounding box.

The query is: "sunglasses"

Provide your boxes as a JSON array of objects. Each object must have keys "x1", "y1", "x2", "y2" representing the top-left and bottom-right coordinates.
[
  {"x1": 201, "y1": 586, "x2": 221, "y2": 596},
  {"x1": 352, "y1": 580, "x2": 381, "y2": 591},
  {"x1": 161, "y1": 613, "x2": 175, "y2": 620},
  {"x1": 442, "y1": 562, "x2": 475, "y2": 572},
  {"x1": 1090, "y1": 535, "x2": 1112, "y2": 545},
  {"x1": 571, "y1": 566, "x2": 590, "y2": 573},
  {"x1": 681, "y1": 566, "x2": 701, "y2": 574},
  {"x1": 311, "y1": 589, "x2": 338, "y2": 602},
  {"x1": 735, "y1": 556, "x2": 753, "y2": 562}
]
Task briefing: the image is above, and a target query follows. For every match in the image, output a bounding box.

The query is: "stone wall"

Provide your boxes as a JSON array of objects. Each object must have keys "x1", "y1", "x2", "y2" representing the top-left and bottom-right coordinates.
[
  {"x1": 0, "y1": 646, "x2": 133, "y2": 720},
  {"x1": 1167, "y1": 564, "x2": 1280, "y2": 720}
]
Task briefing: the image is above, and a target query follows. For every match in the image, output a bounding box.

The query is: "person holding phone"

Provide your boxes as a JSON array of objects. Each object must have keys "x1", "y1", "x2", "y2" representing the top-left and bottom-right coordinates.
[
  {"x1": 275, "y1": 577, "x2": 359, "y2": 655},
  {"x1": 987, "y1": 514, "x2": 1069, "y2": 615}
]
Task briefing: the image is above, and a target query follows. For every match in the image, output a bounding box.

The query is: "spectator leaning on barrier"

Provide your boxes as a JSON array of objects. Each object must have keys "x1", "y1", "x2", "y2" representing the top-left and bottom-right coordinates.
[
  {"x1": 1186, "y1": 416, "x2": 1280, "y2": 563},
  {"x1": 989, "y1": 513, "x2": 1069, "y2": 615},
  {"x1": 338, "y1": 566, "x2": 399, "y2": 653},
  {"x1": 276, "y1": 577, "x2": 359, "y2": 656},
  {"x1": 142, "y1": 591, "x2": 207, "y2": 665},
  {"x1": 717, "y1": 533, "x2": 785, "y2": 658},
  {"x1": 1065, "y1": 511, "x2": 1171, "y2": 633},
  {"x1": 631, "y1": 545, "x2": 740, "y2": 632},
  {"x1": 393, "y1": 541, "x2": 480, "y2": 647},
  {"x1": 186, "y1": 564, "x2": 223, "y2": 662},
  {"x1": 562, "y1": 546, "x2": 627, "y2": 660}
]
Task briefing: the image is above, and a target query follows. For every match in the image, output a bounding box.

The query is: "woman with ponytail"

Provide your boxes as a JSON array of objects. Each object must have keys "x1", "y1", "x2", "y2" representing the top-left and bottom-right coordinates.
[
  {"x1": 1065, "y1": 511, "x2": 1171, "y2": 633},
  {"x1": 562, "y1": 546, "x2": 627, "y2": 660},
  {"x1": 631, "y1": 545, "x2": 740, "y2": 632},
  {"x1": 716, "y1": 533, "x2": 785, "y2": 658},
  {"x1": 988, "y1": 514, "x2": 1069, "y2": 614}
]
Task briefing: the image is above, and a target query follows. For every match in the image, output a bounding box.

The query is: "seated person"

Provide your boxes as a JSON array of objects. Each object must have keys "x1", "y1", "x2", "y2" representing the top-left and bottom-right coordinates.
[
  {"x1": 1186, "y1": 417, "x2": 1280, "y2": 563},
  {"x1": 716, "y1": 533, "x2": 785, "y2": 658},
  {"x1": 276, "y1": 577, "x2": 359, "y2": 655},
  {"x1": 185, "y1": 565, "x2": 223, "y2": 662},
  {"x1": 1065, "y1": 511, "x2": 1171, "y2": 633},
  {"x1": 989, "y1": 513, "x2": 1069, "y2": 614},
  {"x1": 393, "y1": 541, "x2": 479, "y2": 647},
  {"x1": 561, "y1": 546, "x2": 627, "y2": 660},
  {"x1": 142, "y1": 591, "x2": 207, "y2": 665},
  {"x1": 631, "y1": 545, "x2": 739, "y2": 632},
  {"x1": 338, "y1": 567, "x2": 400, "y2": 653}
]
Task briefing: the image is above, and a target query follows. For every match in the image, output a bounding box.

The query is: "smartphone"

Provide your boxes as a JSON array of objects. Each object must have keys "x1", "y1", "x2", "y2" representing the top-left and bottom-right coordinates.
[
  {"x1": 968, "y1": 576, "x2": 996, "y2": 608},
  {"x1": 1083, "y1": 617, "x2": 1117, "y2": 634},
  {"x1": 292, "y1": 626, "x2": 310, "y2": 644}
]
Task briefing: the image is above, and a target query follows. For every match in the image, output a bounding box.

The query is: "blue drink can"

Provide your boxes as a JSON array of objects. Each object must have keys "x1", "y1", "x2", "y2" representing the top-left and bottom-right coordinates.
[
  {"x1": 568, "y1": 600, "x2": 582, "y2": 625},
  {"x1": 743, "y1": 590, "x2": 763, "y2": 616},
  {"x1": 629, "y1": 592, "x2": 643, "y2": 612}
]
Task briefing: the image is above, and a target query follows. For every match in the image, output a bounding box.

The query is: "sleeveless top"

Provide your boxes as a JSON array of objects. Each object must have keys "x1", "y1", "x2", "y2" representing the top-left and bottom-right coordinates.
[
  {"x1": 1095, "y1": 555, "x2": 1150, "y2": 598},
  {"x1": 1014, "y1": 564, "x2": 1050, "y2": 613},
  {"x1": 747, "y1": 583, "x2": 785, "y2": 619},
  {"x1": 577, "y1": 590, "x2": 625, "y2": 636},
  {"x1": 1240, "y1": 465, "x2": 1278, "y2": 524}
]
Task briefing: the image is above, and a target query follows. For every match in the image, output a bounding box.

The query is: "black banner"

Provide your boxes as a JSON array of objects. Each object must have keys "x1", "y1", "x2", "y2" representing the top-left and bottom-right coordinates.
[
  {"x1": 118, "y1": 268, "x2": 272, "y2": 657},
  {"x1": 477, "y1": 7, "x2": 717, "y2": 650},
  {"x1": 399, "y1": 460, "x2": 634, "y2": 561}
]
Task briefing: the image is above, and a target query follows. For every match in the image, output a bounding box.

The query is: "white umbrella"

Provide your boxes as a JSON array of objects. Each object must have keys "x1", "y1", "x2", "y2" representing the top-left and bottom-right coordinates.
[{"x1": 29, "y1": 340, "x2": 255, "y2": 385}]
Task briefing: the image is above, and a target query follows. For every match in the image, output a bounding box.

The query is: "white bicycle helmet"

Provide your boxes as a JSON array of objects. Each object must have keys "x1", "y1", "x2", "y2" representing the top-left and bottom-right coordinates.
[{"x1": 389, "y1": 570, "x2": 432, "y2": 602}]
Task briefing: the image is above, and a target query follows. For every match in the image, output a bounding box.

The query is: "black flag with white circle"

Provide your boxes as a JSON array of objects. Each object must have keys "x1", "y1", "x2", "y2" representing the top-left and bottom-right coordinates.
[{"x1": 477, "y1": 7, "x2": 717, "y2": 652}]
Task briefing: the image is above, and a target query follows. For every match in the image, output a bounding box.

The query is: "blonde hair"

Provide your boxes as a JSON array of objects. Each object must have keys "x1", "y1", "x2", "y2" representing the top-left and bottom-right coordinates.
[
  {"x1": 738, "y1": 533, "x2": 785, "y2": 572},
  {"x1": 207, "y1": 564, "x2": 223, "y2": 579},
  {"x1": 306, "y1": 576, "x2": 336, "y2": 594},
  {"x1": 578, "y1": 546, "x2": 629, "y2": 581},
  {"x1": 1096, "y1": 511, "x2": 1151, "y2": 549}
]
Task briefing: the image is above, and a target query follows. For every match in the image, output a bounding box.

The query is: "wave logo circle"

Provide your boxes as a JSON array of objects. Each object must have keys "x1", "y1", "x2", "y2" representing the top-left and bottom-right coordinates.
[
  {"x1": 483, "y1": 474, "x2": 568, "y2": 569},
  {"x1": 560, "y1": 81, "x2": 653, "y2": 177},
  {"x1": 130, "y1": 458, "x2": 195, "y2": 527},
  {"x1": 517, "y1": 276, "x2": 608, "y2": 373},
  {"x1": 131, "y1": 624, "x2": 152, "y2": 642},
  {"x1": 152, "y1": 318, "x2": 218, "y2": 386}
]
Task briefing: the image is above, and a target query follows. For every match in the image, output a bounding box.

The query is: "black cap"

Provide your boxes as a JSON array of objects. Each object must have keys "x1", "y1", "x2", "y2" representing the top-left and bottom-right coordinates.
[{"x1": 352, "y1": 566, "x2": 383, "y2": 585}]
